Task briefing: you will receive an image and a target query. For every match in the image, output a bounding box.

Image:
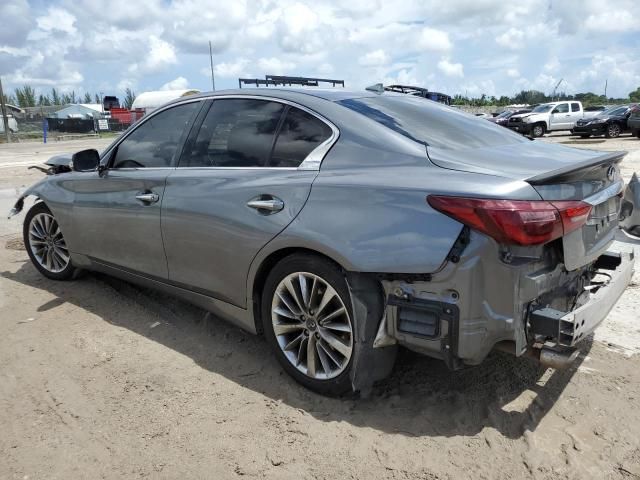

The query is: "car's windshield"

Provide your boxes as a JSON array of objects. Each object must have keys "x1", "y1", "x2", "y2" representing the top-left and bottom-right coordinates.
[
  {"x1": 338, "y1": 95, "x2": 528, "y2": 150},
  {"x1": 531, "y1": 104, "x2": 554, "y2": 113},
  {"x1": 598, "y1": 106, "x2": 628, "y2": 116},
  {"x1": 496, "y1": 110, "x2": 513, "y2": 119}
]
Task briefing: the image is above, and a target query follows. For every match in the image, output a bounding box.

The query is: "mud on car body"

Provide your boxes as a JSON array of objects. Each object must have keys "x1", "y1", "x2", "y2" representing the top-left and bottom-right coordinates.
[{"x1": 9, "y1": 88, "x2": 639, "y2": 396}]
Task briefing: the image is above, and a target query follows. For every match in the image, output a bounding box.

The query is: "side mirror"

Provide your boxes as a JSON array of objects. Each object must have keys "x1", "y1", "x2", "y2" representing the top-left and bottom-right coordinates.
[{"x1": 72, "y1": 149, "x2": 100, "y2": 172}]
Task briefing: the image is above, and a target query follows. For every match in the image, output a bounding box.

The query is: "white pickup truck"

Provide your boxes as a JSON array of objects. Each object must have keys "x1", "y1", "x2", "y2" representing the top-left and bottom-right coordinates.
[{"x1": 507, "y1": 101, "x2": 598, "y2": 138}]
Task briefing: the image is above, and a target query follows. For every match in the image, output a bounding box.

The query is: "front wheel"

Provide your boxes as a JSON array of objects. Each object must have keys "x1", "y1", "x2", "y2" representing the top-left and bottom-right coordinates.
[
  {"x1": 262, "y1": 254, "x2": 355, "y2": 396},
  {"x1": 605, "y1": 123, "x2": 621, "y2": 138},
  {"x1": 531, "y1": 123, "x2": 545, "y2": 138},
  {"x1": 23, "y1": 202, "x2": 76, "y2": 280}
]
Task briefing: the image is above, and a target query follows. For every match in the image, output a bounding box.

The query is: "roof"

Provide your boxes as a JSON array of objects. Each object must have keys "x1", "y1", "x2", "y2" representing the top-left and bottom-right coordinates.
[
  {"x1": 79, "y1": 104, "x2": 104, "y2": 113},
  {"x1": 52, "y1": 104, "x2": 103, "y2": 118},
  {"x1": 171, "y1": 88, "x2": 381, "y2": 104}
]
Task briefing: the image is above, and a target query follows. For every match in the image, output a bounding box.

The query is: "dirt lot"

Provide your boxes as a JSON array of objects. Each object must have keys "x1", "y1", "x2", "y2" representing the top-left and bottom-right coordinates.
[{"x1": 1, "y1": 133, "x2": 640, "y2": 479}]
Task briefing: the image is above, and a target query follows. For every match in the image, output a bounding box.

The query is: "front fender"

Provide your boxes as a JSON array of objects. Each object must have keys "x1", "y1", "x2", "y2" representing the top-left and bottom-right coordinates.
[
  {"x1": 7, "y1": 175, "x2": 76, "y2": 249},
  {"x1": 7, "y1": 179, "x2": 48, "y2": 218}
]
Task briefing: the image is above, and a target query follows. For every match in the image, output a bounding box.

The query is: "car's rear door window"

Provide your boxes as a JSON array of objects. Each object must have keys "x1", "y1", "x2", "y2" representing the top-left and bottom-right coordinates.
[
  {"x1": 571, "y1": 103, "x2": 581, "y2": 112},
  {"x1": 180, "y1": 99, "x2": 284, "y2": 168},
  {"x1": 269, "y1": 107, "x2": 333, "y2": 167},
  {"x1": 111, "y1": 101, "x2": 200, "y2": 168}
]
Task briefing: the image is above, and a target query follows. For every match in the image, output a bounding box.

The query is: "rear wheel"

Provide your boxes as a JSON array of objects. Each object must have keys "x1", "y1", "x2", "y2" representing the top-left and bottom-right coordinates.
[
  {"x1": 23, "y1": 202, "x2": 75, "y2": 280},
  {"x1": 606, "y1": 123, "x2": 621, "y2": 138},
  {"x1": 262, "y1": 254, "x2": 355, "y2": 396},
  {"x1": 531, "y1": 123, "x2": 545, "y2": 138}
]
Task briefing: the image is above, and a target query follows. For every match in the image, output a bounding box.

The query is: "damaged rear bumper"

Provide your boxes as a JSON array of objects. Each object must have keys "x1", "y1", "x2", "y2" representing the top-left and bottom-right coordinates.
[
  {"x1": 376, "y1": 244, "x2": 635, "y2": 370},
  {"x1": 529, "y1": 250, "x2": 634, "y2": 347}
]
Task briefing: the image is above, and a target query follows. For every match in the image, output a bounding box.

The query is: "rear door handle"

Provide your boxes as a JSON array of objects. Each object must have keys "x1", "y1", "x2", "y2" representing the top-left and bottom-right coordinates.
[
  {"x1": 135, "y1": 192, "x2": 160, "y2": 204},
  {"x1": 247, "y1": 196, "x2": 284, "y2": 213}
]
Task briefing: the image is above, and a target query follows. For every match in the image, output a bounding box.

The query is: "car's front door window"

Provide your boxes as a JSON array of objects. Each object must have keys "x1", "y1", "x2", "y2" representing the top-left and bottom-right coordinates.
[
  {"x1": 552, "y1": 104, "x2": 569, "y2": 114},
  {"x1": 180, "y1": 99, "x2": 284, "y2": 168},
  {"x1": 112, "y1": 102, "x2": 200, "y2": 169}
]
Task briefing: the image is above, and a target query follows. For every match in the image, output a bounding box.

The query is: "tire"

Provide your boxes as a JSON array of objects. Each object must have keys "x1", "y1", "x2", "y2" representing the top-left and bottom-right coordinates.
[
  {"x1": 634, "y1": 129, "x2": 640, "y2": 139},
  {"x1": 580, "y1": 134, "x2": 590, "y2": 139},
  {"x1": 531, "y1": 123, "x2": 545, "y2": 138},
  {"x1": 23, "y1": 202, "x2": 76, "y2": 280},
  {"x1": 262, "y1": 253, "x2": 355, "y2": 396},
  {"x1": 605, "y1": 123, "x2": 621, "y2": 138}
]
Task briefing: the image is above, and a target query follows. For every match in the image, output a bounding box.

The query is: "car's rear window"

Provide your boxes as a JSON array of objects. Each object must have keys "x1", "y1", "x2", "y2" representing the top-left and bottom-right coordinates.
[{"x1": 337, "y1": 95, "x2": 528, "y2": 150}]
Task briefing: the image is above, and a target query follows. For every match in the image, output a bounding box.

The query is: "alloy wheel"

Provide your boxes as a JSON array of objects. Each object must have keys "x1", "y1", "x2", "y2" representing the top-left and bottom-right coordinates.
[
  {"x1": 271, "y1": 272, "x2": 353, "y2": 380},
  {"x1": 607, "y1": 124, "x2": 621, "y2": 138},
  {"x1": 28, "y1": 212, "x2": 70, "y2": 273}
]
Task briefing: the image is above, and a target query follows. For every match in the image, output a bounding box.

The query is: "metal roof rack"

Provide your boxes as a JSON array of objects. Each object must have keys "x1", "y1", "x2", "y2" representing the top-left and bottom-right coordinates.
[{"x1": 238, "y1": 75, "x2": 345, "y2": 88}]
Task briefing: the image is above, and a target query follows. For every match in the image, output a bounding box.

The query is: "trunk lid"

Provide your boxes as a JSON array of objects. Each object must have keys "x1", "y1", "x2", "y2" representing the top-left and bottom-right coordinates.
[{"x1": 427, "y1": 142, "x2": 626, "y2": 270}]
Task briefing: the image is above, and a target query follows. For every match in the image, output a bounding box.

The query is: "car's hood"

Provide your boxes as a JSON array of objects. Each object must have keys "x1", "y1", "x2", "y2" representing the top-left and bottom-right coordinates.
[{"x1": 426, "y1": 140, "x2": 624, "y2": 182}]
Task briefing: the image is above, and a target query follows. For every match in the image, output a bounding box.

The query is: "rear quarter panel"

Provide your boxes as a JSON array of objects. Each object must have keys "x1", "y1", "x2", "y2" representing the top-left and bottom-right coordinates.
[{"x1": 255, "y1": 138, "x2": 543, "y2": 275}]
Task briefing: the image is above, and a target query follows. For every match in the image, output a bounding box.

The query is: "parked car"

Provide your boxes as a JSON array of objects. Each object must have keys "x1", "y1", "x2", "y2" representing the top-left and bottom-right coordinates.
[
  {"x1": 584, "y1": 105, "x2": 607, "y2": 114},
  {"x1": 9, "y1": 89, "x2": 637, "y2": 395},
  {"x1": 0, "y1": 114, "x2": 19, "y2": 134},
  {"x1": 507, "y1": 101, "x2": 598, "y2": 137},
  {"x1": 628, "y1": 106, "x2": 640, "y2": 138},
  {"x1": 573, "y1": 104, "x2": 639, "y2": 138},
  {"x1": 488, "y1": 109, "x2": 532, "y2": 126}
]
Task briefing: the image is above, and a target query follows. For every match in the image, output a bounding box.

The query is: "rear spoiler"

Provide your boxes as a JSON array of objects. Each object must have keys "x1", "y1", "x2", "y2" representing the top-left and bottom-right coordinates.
[{"x1": 527, "y1": 151, "x2": 626, "y2": 185}]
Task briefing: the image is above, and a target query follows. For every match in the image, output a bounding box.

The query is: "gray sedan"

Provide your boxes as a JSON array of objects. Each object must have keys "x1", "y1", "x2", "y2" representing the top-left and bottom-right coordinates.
[{"x1": 10, "y1": 89, "x2": 637, "y2": 395}]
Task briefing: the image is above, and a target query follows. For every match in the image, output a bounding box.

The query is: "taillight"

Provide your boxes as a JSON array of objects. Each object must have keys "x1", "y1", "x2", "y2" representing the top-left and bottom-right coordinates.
[{"x1": 427, "y1": 195, "x2": 592, "y2": 246}]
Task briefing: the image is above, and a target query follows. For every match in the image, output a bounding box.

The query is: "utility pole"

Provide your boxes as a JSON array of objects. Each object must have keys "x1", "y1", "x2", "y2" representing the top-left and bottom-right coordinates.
[
  {"x1": 0, "y1": 76, "x2": 11, "y2": 143},
  {"x1": 551, "y1": 78, "x2": 564, "y2": 101},
  {"x1": 604, "y1": 79, "x2": 608, "y2": 99},
  {"x1": 209, "y1": 41, "x2": 216, "y2": 91}
]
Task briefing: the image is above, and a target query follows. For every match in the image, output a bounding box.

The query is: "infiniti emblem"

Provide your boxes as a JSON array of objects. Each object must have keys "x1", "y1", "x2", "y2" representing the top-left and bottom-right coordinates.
[{"x1": 606, "y1": 165, "x2": 616, "y2": 181}]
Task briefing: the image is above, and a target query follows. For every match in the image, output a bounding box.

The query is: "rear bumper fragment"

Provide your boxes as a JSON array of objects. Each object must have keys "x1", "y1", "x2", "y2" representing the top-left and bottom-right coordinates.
[{"x1": 529, "y1": 250, "x2": 634, "y2": 347}]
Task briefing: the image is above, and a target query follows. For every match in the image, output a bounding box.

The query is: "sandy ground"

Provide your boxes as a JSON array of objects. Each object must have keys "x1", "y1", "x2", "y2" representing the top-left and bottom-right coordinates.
[{"x1": 1, "y1": 133, "x2": 640, "y2": 479}]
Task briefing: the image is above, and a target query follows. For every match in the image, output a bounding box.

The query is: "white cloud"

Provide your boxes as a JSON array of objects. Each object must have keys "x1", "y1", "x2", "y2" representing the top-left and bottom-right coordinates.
[
  {"x1": 36, "y1": 7, "x2": 77, "y2": 34},
  {"x1": 0, "y1": 0, "x2": 639, "y2": 100},
  {"x1": 258, "y1": 57, "x2": 296, "y2": 75},
  {"x1": 437, "y1": 58, "x2": 464, "y2": 77},
  {"x1": 496, "y1": 27, "x2": 524, "y2": 50},
  {"x1": 160, "y1": 76, "x2": 189, "y2": 90},
  {"x1": 358, "y1": 50, "x2": 391, "y2": 67},
  {"x1": 129, "y1": 36, "x2": 177, "y2": 75},
  {"x1": 584, "y1": 10, "x2": 639, "y2": 33},
  {"x1": 416, "y1": 27, "x2": 452, "y2": 52},
  {"x1": 213, "y1": 58, "x2": 251, "y2": 78}
]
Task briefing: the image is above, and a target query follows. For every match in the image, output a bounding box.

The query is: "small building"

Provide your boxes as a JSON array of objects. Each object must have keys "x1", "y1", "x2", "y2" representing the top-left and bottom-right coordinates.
[
  {"x1": 132, "y1": 89, "x2": 200, "y2": 114},
  {"x1": 52, "y1": 104, "x2": 103, "y2": 120}
]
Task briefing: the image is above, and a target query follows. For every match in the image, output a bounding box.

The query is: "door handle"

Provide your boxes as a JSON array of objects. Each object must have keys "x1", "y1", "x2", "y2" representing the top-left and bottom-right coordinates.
[
  {"x1": 247, "y1": 196, "x2": 284, "y2": 213},
  {"x1": 135, "y1": 192, "x2": 160, "y2": 204}
]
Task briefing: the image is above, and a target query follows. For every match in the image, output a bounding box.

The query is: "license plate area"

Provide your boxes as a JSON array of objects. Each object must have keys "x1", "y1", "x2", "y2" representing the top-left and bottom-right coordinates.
[{"x1": 562, "y1": 193, "x2": 621, "y2": 270}]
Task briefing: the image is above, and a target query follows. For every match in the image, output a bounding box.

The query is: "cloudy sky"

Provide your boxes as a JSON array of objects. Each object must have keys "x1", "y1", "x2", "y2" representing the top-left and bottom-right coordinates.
[{"x1": 1, "y1": 0, "x2": 639, "y2": 99}]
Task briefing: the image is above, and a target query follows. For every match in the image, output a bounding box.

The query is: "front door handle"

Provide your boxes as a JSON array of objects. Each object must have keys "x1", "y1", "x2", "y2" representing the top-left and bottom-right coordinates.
[
  {"x1": 135, "y1": 192, "x2": 160, "y2": 204},
  {"x1": 247, "y1": 196, "x2": 284, "y2": 213}
]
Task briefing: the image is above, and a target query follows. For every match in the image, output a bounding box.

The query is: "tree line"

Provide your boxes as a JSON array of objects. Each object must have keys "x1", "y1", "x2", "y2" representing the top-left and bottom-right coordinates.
[
  {"x1": 4, "y1": 84, "x2": 640, "y2": 110},
  {"x1": 453, "y1": 87, "x2": 640, "y2": 107},
  {"x1": 2, "y1": 86, "x2": 136, "y2": 109}
]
